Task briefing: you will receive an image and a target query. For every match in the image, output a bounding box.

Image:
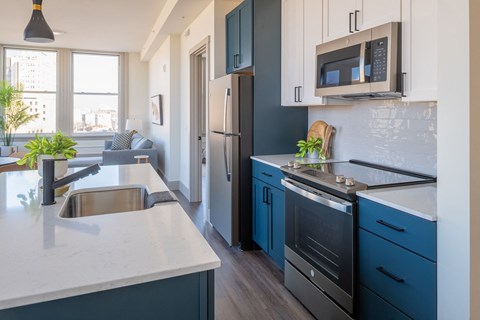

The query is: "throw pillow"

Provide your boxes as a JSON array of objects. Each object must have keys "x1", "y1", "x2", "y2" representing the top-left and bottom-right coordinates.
[
  {"x1": 131, "y1": 137, "x2": 153, "y2": 150},
  {"x1": 130, "y1": 133, "x2": 143, "y2": 149},
  {"x1": 111, "y1": 131, "x2": 135, "y2": 150}
]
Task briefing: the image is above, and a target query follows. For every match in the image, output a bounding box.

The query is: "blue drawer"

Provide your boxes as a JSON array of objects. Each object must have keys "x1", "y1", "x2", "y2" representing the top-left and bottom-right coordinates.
[
  {"x1": 360, "y1": 285, "x2": 412, "y2": 320},
  {"x1": 359, "y1": 229, "x2": 436, "y2": 320},
  {"x1": 252, "y1": 160, "x2": 284, "y2": 190},
  {"x1": 359, "y1": 198, "x2": 436, "y2": 261}
]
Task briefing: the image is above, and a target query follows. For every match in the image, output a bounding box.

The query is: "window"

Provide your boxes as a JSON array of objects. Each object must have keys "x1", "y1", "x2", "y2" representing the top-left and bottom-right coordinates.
[
  {"x1": 73, "y1": 53, "x2": 119, "y2": 134},
  {"x1": 2, "y1": 46, "x2": 124, "y2": 137},
  {"x1": 4, "y1": 48, "x2": 57, "y2": 134}
]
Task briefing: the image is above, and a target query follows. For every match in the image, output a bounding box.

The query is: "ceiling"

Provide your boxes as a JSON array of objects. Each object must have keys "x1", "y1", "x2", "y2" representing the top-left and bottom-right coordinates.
[{"x1": 0, "y1": 0, "x2": 202, "y2": 53}]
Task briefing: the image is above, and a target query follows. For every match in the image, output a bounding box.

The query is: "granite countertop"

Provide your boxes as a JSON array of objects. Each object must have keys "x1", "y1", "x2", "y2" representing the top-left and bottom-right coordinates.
[
  {"x1": 251, "y1": 154, "x2": 342, "y2": 168},
  {"x1": 357, "y1": 183, "x2": 437, "y2": 221},
  {"x1": 0, "y1": 164, "x2": 220, "y2": 310}
]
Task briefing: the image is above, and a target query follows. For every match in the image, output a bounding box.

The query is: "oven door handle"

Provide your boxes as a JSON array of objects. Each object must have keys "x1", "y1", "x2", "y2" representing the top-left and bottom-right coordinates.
[{"x1": 281, "y1": 178, "x2": 353, "y2": 214}]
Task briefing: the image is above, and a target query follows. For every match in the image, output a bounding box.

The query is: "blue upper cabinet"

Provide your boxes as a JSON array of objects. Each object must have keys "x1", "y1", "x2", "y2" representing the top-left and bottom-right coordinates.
[{"x1": 226, "y1": 0, "x2": 253, "y2": 74}]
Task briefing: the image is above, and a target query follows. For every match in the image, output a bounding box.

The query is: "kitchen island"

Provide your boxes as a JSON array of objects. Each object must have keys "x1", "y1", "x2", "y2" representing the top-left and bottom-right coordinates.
[{"x1": 0, "y1": 164, "x2": 220, "y2": 319}]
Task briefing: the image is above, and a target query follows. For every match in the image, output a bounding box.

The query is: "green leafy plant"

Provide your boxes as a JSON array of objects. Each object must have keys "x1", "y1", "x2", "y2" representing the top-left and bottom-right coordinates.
[
  {"x1": 295, "y1": 136, "x2": 326, "y2": 160},
  {"x1": 17, "y1": 132, "x2": 78, "y2": 169},
  {"x1": 0, "y1": 81, "x2": 38, "y2": 146}
]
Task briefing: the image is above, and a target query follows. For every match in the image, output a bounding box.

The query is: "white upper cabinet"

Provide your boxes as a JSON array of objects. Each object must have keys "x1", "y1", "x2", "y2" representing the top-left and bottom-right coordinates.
[
  {"x1": 282, "y1": 0, "x2": 325, "y2": 107},
  {"x1": 323, "y1": 0, "x2": 401, "y2": 43},
  {"x1": 401, "y1": 0, "x2": 437, "y2": 101}
]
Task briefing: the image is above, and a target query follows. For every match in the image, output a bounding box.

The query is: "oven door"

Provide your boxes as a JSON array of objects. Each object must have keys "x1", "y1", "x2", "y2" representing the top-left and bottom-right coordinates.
[{"x1": 282, "y1": 178, "x2": 356, "y2": 314}]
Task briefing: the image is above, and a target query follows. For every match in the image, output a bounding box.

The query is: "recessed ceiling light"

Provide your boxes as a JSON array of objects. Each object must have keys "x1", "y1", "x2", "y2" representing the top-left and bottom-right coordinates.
[{"x1": 53, "y1": 30, "x2": 66, "y2": 36}]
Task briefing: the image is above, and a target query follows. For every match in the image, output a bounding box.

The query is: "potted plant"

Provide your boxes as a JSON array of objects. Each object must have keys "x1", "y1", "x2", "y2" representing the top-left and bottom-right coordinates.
[
  {"x1": 0, "y1": 81, "x2": 38, "y2": 156},
  {"x1": 17, "y1": 132, "x2": 77, "y2": 178},
  {"x1": 295, "y1": 136, "x2": 326, "y2": 160}
]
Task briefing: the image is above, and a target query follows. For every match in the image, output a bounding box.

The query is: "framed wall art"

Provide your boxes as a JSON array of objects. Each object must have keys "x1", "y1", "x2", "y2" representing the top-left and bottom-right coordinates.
[{"x1": 151, "y1": 94, "x2": 163, "y2": 125}]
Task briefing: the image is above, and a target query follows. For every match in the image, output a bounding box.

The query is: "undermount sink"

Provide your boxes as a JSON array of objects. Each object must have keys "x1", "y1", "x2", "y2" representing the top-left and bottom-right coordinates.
[{"x1": 59, "y1": 186, "x2": 148, "y2": 218}]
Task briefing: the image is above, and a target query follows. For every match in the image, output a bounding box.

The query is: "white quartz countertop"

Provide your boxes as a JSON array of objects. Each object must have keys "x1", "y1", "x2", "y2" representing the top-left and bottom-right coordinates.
[
  {"x1": 251, "y1": 154, "x2": 342, "y2": 168},
  {"x1": 357, "y1": 184, "x2": 437, "y2": 221},
  {"x1": 0, "y1": 164, "x2": 220, "y2": 310}
]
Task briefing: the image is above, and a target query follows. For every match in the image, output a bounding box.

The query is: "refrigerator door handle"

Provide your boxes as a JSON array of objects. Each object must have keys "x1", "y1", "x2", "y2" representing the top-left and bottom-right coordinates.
[
  {"x1": 223, "y1": 87, "x2": 232, "y2": 182},
  {"x1": 223, "y1": 134, "x2": 231, "y2": 182},
  {"x1": 223, "y1": 88, "x2": 230, "y2": 133}
]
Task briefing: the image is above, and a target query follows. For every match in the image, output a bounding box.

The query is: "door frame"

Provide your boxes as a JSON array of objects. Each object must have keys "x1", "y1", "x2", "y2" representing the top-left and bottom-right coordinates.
[{"x1": 189, "y1": 37, "x2": 210, "y2": 203}]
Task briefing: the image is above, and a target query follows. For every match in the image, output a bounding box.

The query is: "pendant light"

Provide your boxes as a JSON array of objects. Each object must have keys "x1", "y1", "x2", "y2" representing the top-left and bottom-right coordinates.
[{"x1": 24, "y1": 0, "x2": 54, "y2": 43}]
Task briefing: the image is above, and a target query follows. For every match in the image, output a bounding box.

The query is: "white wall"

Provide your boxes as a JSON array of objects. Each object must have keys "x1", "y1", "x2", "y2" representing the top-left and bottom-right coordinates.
[
  {"x1": 437, "y1": 0, "x2": 477, "y2": 318},
  {"x1": 144, "y1": 0, "x2": 239, "y2": 197},
  {"x1": 178, "y1": 2, "x2": 215, "y2": 197},
  {"x1": 309, "y1": 100, "x2": 437, "y2": 175},
  {"x1": 147, "y1": 36, "x2": 181, "y2": 185},
  {"x1": 127, "y1": 53, "x2": 150, "y2": 136}
]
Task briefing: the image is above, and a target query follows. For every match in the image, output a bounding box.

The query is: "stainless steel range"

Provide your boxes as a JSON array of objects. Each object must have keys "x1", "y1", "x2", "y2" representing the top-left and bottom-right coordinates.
[{"x1": 280, "y1": 160, "x2": 435, "y2": 320}]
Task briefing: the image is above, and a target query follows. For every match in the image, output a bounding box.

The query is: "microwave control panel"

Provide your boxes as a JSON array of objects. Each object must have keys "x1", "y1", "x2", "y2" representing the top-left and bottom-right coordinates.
[{"x1": 371, "y1": 37, "x2": 388, "y2": 82}]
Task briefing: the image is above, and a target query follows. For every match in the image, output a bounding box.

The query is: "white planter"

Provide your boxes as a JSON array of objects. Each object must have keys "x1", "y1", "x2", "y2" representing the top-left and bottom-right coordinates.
[
  {"x1": 0, "y1": 145, "x2": 18, "y2": 157},
  {"x1": 308, "y1": 150, "x2": 319, "y2": 159},
  {"x1": 37, "y1": 155, "x2": 68, "y2": 178}
]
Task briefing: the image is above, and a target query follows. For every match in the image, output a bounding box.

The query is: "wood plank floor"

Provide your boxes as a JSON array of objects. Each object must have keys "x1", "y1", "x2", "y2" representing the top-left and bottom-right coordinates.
[{"x1": 172, "y1": 190, "x2": 315, "y2": 320}]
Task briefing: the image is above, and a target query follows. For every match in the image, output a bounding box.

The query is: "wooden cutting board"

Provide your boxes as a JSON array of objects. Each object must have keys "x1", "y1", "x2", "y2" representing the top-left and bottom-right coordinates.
[{"x1": 307, "y1": 120, "x2": 333, "y2": 157}]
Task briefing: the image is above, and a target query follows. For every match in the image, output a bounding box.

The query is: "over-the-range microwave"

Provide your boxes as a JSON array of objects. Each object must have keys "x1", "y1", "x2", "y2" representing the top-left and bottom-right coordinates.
[{"x1": 315, "y1": 22, "x2": 402, "y2": 100}]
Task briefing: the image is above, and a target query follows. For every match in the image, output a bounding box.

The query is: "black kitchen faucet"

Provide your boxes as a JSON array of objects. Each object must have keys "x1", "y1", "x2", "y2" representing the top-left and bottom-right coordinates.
[{"x1": 42, "y1": 159, "x2": 101, "y2": 205}]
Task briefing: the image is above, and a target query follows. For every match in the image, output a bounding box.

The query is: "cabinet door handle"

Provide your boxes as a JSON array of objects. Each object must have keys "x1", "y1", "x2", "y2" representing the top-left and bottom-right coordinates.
[
  {"x1": 234, "y1": 54, "x2": 239, "y2": 68},
  {"x1": 294, "y1": 86, "x2": 298, "y2": 102},
  {"x1": 266, "y1": 188, "x2": 271, "y2": 205},
  {"x1": 376, "y1": 266, "x2": 405, "y2": 283},
  {"x1": 269, "y1": 193, "x2": 273, "y2": 250},
  {"x1": 401, "y1": 72, "x2": 407, "y2": 97},
  {"x1": 349, "y1": 12, "x2": 354, "y2": 33},
  {"x1": 262, "y1": 186, "x2": 267, "y2": 204},
  {"x1": 261, "y1": 172, "x2": 273, "y2": 178},
  {"x1": 298, "y1": 86, "x2": 302, "y2": 102},
  {"x1": 376, "y1": 219, "x2": 405, "y2": 232},
  {"x1": 354, "y1": 10, "x2": 360, "y2": 31}
]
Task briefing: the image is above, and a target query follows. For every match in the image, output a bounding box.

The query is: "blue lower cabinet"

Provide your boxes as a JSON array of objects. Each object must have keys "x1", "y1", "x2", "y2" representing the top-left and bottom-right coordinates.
[
  {"x1": 252, "y1": 161, "x2": 286, "y2": 269},
  {"x1": 360, "y1": 285, "x2": 412, "y2": 320},
  {"x1": 253, "y1": 177, "x2": 269, "y2": 252},
  {"x1": 0, "y1": 270, "x2": 215, "y2": 320},
  {"x1": 268, "y1": 186, "x2": 285, "y2": 269},
  {"x1": 359, "y1": 229, "x2": 436, "y2": 320}
]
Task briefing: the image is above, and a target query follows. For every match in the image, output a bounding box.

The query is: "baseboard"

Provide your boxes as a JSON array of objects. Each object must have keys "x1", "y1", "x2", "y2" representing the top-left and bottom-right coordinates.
[
  {"x1": 179, "y1": 182, "x2": 190, "y2": 201},
  {"x1": 156, "y1": 169, "x2": 180, "y2": 191}
]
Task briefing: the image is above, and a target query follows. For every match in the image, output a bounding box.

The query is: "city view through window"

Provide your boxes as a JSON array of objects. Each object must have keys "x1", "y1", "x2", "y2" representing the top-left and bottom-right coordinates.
[
  {"x1": 4, "y1": 48, "x2": 56, "y2": 134},
  {"x1": 3, "y1": 49, "x2": 119, "y2": 134},
  {"x1": 73, "y1": 53, "x2": 119, "y2": 133}
]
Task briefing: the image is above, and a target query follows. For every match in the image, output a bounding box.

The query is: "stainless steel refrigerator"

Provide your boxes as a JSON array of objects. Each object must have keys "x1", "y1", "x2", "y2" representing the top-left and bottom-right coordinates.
[{"x1": 209, "y1": 74, "x2": 253, "y2": 248}]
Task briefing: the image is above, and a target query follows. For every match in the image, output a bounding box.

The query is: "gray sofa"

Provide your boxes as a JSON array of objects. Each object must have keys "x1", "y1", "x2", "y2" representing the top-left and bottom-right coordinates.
[{"x1": 102, "y1": 133, "x2": 158, "y2": 170}]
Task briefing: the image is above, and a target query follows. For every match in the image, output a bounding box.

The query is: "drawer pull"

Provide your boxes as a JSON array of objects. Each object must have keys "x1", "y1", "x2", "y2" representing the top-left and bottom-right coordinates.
[
  {"x1": 376, "y1": 219, "x2": 405, "y2": 232},
  {"x1": 261, "y1": 172, "x2": 273, "y2": 177},
  {"x1": 376, "y1": 266, "x2": 404, "y2": 283}
]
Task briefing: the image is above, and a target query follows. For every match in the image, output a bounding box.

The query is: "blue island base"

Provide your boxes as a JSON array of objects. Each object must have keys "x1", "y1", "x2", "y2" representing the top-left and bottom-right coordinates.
[{"x1": 0, "y1": 270, "x2": 214, "y2": 320}]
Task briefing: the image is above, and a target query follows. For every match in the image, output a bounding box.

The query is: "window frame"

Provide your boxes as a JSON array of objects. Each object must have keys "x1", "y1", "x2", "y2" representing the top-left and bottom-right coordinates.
[
  {"x1": 72, "y1": 51, "x2": 121, "y2": 135},
  {"x1": 0, "y1": 44, "x2": 126, "y2": 141}
]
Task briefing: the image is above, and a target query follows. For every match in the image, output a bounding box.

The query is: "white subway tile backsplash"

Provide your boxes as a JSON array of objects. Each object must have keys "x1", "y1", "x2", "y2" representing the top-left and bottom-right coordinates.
[{"x1": 308, "y1": 100, "x2": 437, "y2": 175}]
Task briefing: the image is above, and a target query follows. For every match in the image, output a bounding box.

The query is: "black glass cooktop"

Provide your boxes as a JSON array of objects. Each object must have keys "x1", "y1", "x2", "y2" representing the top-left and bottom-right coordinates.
[
  {"x1": 281, "y1": 160, "x2": 436, "y2": 200},
  {"x1": 302, "y1": 161, "x2": 431, "y2": 187}
]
